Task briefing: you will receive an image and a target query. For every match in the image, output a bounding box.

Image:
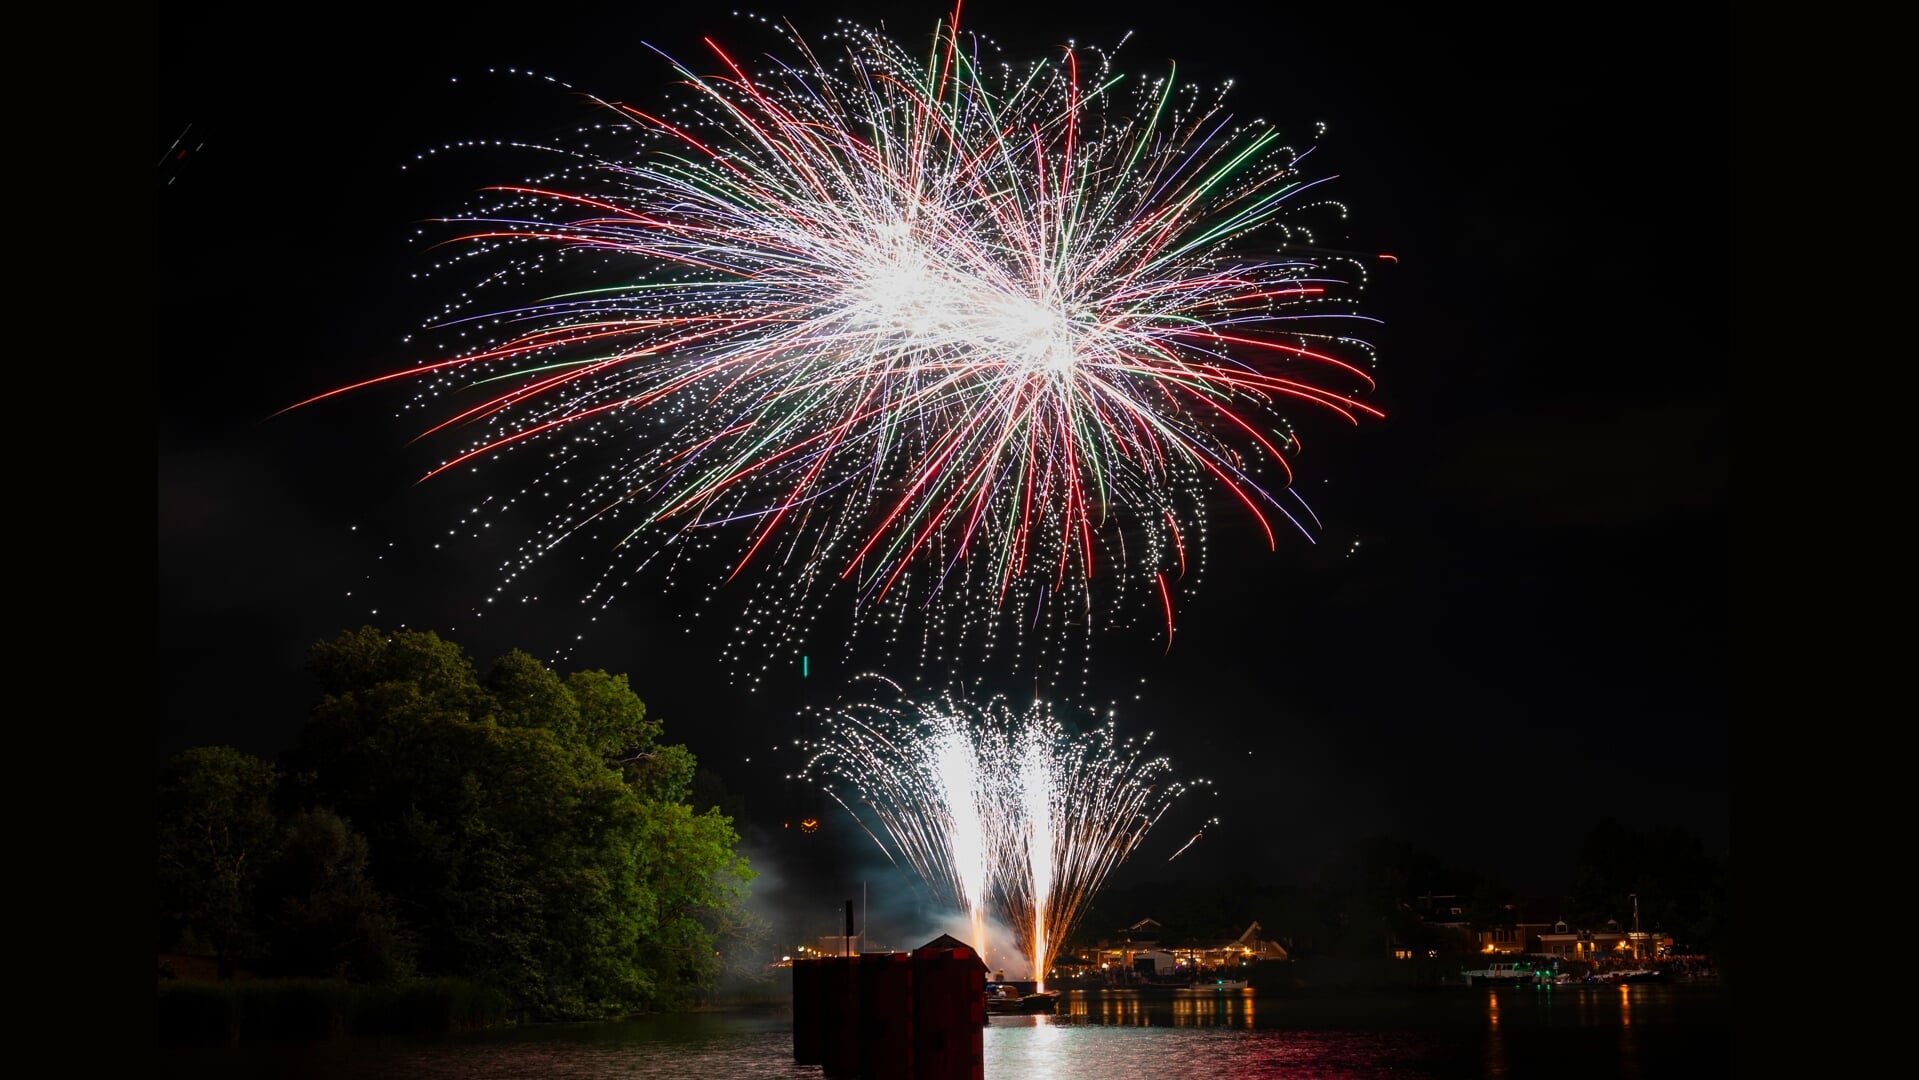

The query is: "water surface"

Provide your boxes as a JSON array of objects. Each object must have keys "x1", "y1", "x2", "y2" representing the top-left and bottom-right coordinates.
[{"x1": 159, "y1": 982, "x2": 1729, "y2": 1078}]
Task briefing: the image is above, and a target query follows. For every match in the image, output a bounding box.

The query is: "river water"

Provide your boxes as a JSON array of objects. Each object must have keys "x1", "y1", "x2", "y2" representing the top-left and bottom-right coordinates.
[{"x1": 159, "y1": 982, "x2": 1729, "y2": 1078}]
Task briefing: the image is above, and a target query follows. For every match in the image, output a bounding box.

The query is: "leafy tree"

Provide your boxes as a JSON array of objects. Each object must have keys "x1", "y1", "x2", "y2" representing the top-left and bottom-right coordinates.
[
  {"x1": 565, "y1": 668, "x2": 660, "y2": 759},
  {"x1": 1463, "y1": 874, "x2": 1518, "y2": 932},
  {"x1": 281, "y1": 632, "x2": 488, "y2": 971},
  {"x1": 303, "y1": 624, "x2": 489, "y2": 709},
  {"x1": 631, "y1": 799, "x2": 758, "y2": 1001},
  {"x1": 1566, "y1": 818, "x2": 1723, "y2": 951},
  {"x1": 259, "y1": 807, "x2": 415, "y2": 982},
  {"x1": 156, "y1": 746, "x2": 281, "y2": 976},
  {"x1": 707, "y1": 891, "x2": 773, "y2": 985},
  {"x1": 285, "y1": 626, "x2": 759, "y2": 1019},
  {"x1": 487, "y1": 649, "x2": 581, "y2": 736},
  {"x1": 1310, "y1": 835, "x2": 1452, "y2": 957}
]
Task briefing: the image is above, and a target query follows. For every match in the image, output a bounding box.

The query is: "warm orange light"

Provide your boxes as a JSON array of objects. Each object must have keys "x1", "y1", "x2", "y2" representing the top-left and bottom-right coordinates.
[{"x1": 800, "y1": 817, "x2": 820, "y2": 834}]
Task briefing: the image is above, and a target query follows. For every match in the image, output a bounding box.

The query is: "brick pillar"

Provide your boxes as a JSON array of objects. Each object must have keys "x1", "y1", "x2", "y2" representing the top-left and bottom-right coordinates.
[
  {"x1": 859, "y1": 951, "x2": 914, "y2": 1079},
  {"x1": 821, "y1": 955, "x2": 862, "y2": 1076},
  {"x1": 791, "y1": 959, "x2": 822, "y2": 1065},
  {"x1": 912, "y1": 947, "x2": 985, "y2": 1080}
]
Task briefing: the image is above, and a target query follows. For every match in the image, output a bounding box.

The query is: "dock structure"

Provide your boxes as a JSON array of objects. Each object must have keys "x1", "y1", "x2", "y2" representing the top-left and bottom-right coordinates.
[{"x1": 792, "y1": 933, "x2": 987, "y2": 1079}]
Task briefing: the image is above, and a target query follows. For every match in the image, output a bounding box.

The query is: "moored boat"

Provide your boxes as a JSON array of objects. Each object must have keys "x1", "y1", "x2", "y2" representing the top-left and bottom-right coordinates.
[
  {"x1": 1459, "y1": 961, "x2": 1539, "y2": 986},
  {"x1": 986, "y1": 982, "x2": 1061, "y2": 1014}
]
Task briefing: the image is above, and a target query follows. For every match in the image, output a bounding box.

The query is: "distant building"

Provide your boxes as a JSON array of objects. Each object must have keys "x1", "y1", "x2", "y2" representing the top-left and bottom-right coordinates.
[
  {"x1": 1074, "y1": 918, "x2": 1287, "y2": 980},
  {"x1": 1404, "y1": 893, "x2": 1675, "y2": 961},
  {"x1": 1203, "y1": 922, "x2": 1289, "y2": 965},
  {"x1": 1536, "y1": 919, "x2": 1672, "y2": 961},
  {"x1": 1411, "y1": 894, "x2": 1476, "y2": 956},
  {"x1": 1412, "y1": 894, "x2": 1573, "y2": 956},
  {"x1": 807, "y1": 930, "x2": 887, "y2": 957}
]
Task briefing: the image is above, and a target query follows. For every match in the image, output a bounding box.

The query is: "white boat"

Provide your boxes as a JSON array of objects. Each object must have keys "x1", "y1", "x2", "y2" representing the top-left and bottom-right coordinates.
[{"x1": 1459, "y1": 962, "x2": 1536, "y2": 986}]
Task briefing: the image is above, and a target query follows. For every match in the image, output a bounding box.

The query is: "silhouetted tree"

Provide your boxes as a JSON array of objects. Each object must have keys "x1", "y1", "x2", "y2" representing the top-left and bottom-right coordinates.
[
  {"x1": 1311, "y1": 836, "x2": 1452, "y2": 957},
  {"x1": 1566, "y1": 818, "x2": 1723, "y2": 953},
  {"x1": 157, "y1": 746, "x2": 282, "y2": 976},
  {"x1": 258, "y1": 807, "x2": 415, "y2": 982}
]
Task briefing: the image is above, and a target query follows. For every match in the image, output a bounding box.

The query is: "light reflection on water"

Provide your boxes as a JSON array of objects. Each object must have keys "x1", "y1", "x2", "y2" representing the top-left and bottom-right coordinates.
[
  {"x1": 1055, "y1": 987, "x2": 1263, "y2": 1026},
  {"x1": 158, "y1": 984, "x2": 1728, "y2": 1080}
]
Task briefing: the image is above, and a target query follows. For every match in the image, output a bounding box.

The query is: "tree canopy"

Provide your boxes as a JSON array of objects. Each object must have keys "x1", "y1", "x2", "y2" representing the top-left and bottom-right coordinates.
[{"x1": 158, "y1": 627, "x2": 762, "y2": 1020}]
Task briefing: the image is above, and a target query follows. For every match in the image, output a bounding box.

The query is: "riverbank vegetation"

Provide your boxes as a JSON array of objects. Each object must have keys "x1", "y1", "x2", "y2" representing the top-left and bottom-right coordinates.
[{"x1": 158, "y1": 627, "x2": 767, "y2": 1040}]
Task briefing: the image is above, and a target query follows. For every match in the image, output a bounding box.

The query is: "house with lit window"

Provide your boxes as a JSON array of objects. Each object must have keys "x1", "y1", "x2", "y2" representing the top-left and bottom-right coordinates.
[
  {"x1": 1073, "y1": 918, "x2": 1288, "y2": 980},
  {"x1": 1088, "y1": 918, "x2": 1175, "y2": 977},
  {"x1": 1408, "y1": 894, "x2": 1572, "y2": 956},
  {"x1": 1408, "y1": 894, "x2": 1476, "y2": 956},
  {"x1": 1193, "y1": 921, "x2": 1290, "y2": 966},
  {"x1": 1535, "y1": 919, "x2": 1673, "y2": 961},
  {"x1": 1476, "y1": 897, "x2": 1563, "y2": 955}
]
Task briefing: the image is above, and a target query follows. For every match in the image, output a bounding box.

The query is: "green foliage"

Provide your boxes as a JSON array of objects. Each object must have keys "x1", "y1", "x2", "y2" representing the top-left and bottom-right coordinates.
[
  {"x1": 487, "y1": 649, "x2": 581, "y2": 735},
  {"x1": 156, "y1": 746, "x2": 282, "y2": 970},
  {"x1": 277, "y1": 626, "x2": 761, "y2": 1020},
  {"x1": 626, "y1": 742, "x2": 698, "y2": 805},
  {"x1": 564, "y1": 668, "x2": 661, "y2": 758},
  {"x1": 628, "y1": 800, "x2": 758, "y2": 1004},
  {"x1": 303, "y1": 625, "x2": 487, "y2": 709},
  {"x1": 157, "y1": 627, "x2": 764, "y2": 1022},
  {"x1": 258, "y1": 808, "x2": 415, "y2": 983}
]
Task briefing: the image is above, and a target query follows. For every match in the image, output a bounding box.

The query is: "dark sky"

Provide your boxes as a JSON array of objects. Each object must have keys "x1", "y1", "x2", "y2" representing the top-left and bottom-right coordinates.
[{"x1": 158, "y1": 1, "x2": 1727, "y2": 908}]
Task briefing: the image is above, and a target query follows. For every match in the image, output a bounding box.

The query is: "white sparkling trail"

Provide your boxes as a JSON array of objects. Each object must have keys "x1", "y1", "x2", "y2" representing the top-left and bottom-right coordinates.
[
  {"x1": 805, "y1": 679, "x2": 1206, "y2": 984},
  {"x1": 304, "y1": 11, "x2": 1383, "y2": 686}
]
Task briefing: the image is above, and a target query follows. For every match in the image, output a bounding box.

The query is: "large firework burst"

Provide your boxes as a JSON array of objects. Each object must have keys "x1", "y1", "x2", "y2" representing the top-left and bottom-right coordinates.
[{"x1": 301, "y1": 6, "x2": 1383, "y2": 681}]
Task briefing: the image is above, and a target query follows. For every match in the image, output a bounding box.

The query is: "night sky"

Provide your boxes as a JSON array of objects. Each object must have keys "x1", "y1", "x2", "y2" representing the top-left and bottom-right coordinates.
[{"x1": 158, "y1": 1, "x2": 1727, "y2": 915}]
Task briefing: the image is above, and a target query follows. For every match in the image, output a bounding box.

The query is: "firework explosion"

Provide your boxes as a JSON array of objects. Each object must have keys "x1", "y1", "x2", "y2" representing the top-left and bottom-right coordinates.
[
  {"x1": 300, "y1": 6, "x2": 1382, "y2": 686},
  {"x1": 802, "y1": 681, "x2": 1202, "y2": 989}
]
